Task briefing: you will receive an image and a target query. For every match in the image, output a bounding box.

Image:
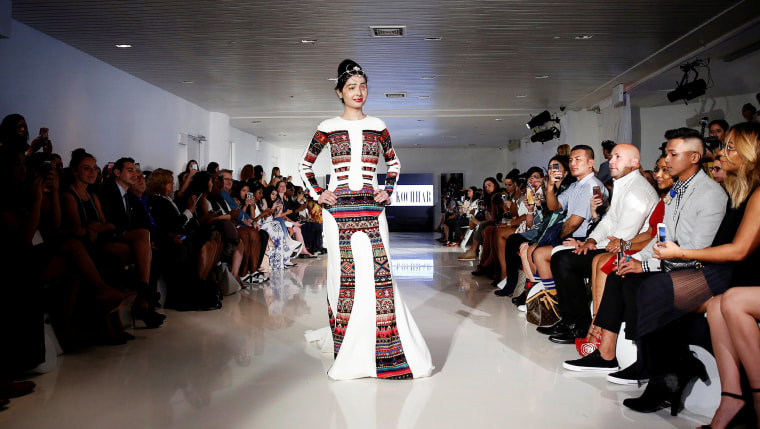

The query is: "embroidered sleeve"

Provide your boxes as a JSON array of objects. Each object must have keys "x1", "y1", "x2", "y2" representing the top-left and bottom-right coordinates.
[
  {"x1": 379, "y1": 129, "x2": 400, "y2": 196},
  {"x1": 299, "y1": 130, "x2": 328, "y2": 198}
]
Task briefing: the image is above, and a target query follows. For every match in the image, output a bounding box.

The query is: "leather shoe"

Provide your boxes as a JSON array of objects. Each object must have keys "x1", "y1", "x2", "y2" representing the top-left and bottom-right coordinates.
[
  {"x1": 549, "y1": 324, "x2": 589, "y2": 344},
  {"x1": 536, "y1": 319, "x2": 568, "y2": 336}
]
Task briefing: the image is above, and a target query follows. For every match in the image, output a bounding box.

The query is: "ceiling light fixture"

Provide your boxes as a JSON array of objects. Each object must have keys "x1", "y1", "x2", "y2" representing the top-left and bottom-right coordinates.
[
  {"x1": 181, "y1": 80, "x2": 195, "y2": 84},
  {"x1": 494, "y1": 118, "x2": 503, "y2": 121},
  {"x1": 516, "y1": 95, "x2": 527, "y2": 98},
  {"x1": 301, "y1": 39, "x2": 318, "y2": 43},
  {"x1": 526, "y1": 111, "x2": 552, "y2": 129},
  {"x1": 417, "y1": 95, "x2": 430, "y2": 99},
  {"x1": 531, "y1": 127, "x2": 560, "y2": 143},
  {"x1": 534, "y1": 75, "x2": 550, "y2": 79},
  {"x1": 424, "y1": 37, "x2": 442, "y2": 41},
  {"x1": 574, "y1": 35, "x2": 594, "y2": 40},
  {"x1": 115, "y1": 44, "x2": 132, "y2": 48}
]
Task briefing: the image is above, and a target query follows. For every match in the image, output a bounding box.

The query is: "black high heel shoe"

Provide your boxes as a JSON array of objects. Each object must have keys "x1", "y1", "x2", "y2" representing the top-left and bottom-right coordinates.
[
  {"x1": 132, "y1": 306, "x2": 165, "y2": 329},
  {"x1": 700, "y1": 391, "x2": 754, "y2": 429},
  {"x1": 623, "y1": 355, "x2": 708, "y2": 416}
]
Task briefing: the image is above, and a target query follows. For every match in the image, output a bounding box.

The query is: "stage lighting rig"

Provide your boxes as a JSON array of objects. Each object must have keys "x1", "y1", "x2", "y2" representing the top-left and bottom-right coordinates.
[
  {"x1": 667, "y1": 59, "x2": 712, "y2": 104},
  {"x1": 527, "y1": 110, "x2": 561, "y2": 143}
]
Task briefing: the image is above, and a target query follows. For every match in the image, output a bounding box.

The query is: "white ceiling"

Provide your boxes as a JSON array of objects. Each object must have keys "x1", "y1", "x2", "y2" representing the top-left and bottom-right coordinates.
[{"x1": 11, "y1": 0, "x2": 760, "y2": 148}]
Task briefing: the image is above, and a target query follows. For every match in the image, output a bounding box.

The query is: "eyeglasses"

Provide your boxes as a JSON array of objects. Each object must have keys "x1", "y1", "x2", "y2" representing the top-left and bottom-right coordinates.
[{"x1": 719, "y1": 141, "x2": 735, "y2": 154}]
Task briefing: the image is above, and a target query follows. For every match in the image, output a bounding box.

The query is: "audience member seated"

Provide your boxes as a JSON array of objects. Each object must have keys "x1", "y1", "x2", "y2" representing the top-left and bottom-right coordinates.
[
  {"x1": 651, "y1": 122, "x2": 760, "y2": 427},
  {"x1": 570, "y1": 155, "x2": 671, "y2": 361},
  {"x1": 443, "y1": 186, "x2": 478, "y2": 246},
  {"x1": 150, "y1": 169, "x2": 221, "y2": 311},
  {"x1": 97, "y1": 157, "x2": 161, "y2": 327},
  {"x1": 577, "y1": 128, "x2": 726, "y2": 412},
  {"x1": 254, "y1": 183, "x2": 299, "y2": 270},
  {"x1": 0, "y1": 113, "x2": 30, "y2": 153},
  {"x1": 524, "y1": 146, "x2": 608, "y2": 329},
  {"x1": 458, "y1": 177, "x2": 500, "y2": 261},
  {"x1": 176, "y1": 159, "x2": 199, "y2": 198},
  {"x1": 207, "y1": 175, "x2": 246, "y2": 284},
  {"x1": 293, "y1": 186, "x2": 323, "y2": 256},
  {"x1": 220, "y1": 169, "x2": 269, "y2": 284},
  {"x1": 546, "y1": 144, "x2": 658, "y2": 347}
]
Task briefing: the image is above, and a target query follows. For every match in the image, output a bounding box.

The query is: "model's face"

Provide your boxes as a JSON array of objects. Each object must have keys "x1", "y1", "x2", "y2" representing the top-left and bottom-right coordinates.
[
  {"x1": 569, "y1": 150, "x2": 594, "y2": 178},
  {"x1": 653, "y1": 158, "x2": 673, "y2": 190},
  {"x1": 664, "y1": 139, "x2": 699, "y2": 179},
  {"x1": 337, "y1": 75, "x2": 368, "y2": 110},
  {"x1": 75, "y1": 157, "x2": 99, "y2": 185},
  {"x1": 709, "y1": 124, "x2": 726, "y2": 141}
]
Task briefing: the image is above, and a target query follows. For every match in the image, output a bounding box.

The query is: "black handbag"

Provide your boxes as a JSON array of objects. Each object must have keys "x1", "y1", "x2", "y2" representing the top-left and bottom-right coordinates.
[{"x1": 661, "y1": 259, "x2": 703, "y2": 272}]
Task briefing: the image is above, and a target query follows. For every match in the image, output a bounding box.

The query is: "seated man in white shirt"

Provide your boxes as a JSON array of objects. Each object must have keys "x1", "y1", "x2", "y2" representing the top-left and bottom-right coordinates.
[{"x1": 541, "y1": 144, "x2": 659, "y2": 345}]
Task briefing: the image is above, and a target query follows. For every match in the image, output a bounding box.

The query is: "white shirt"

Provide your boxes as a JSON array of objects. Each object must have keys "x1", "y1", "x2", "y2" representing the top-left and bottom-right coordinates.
[{"x1": 588, "y1": 170, "x2": 660, "y2": 248}]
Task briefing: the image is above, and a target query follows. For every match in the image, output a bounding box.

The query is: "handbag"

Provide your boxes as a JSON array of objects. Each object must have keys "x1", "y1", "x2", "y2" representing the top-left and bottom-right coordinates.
[
  {"x1": 526, "y1": 289, "x2": 560, "y2": 327},
  {"x1": 661, "y1": 259, "x2": 704, "y2": 272}
]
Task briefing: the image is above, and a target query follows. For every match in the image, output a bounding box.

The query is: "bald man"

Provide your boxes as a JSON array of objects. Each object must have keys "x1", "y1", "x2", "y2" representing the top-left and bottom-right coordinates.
[{"x1": 541, "y1": 143, "x2": 660, "y2": 346}]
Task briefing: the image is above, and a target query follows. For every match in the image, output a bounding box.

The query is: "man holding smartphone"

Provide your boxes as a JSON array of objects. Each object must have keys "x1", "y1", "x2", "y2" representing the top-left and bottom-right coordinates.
[{"x1": 549, "y1": 144, "x2": 659, "y2": 347}]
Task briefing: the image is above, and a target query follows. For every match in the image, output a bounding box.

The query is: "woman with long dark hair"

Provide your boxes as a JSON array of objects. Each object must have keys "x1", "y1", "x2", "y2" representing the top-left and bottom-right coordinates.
[{"x1": 298, "y1": 59, "x2": 433, "y2": 380}]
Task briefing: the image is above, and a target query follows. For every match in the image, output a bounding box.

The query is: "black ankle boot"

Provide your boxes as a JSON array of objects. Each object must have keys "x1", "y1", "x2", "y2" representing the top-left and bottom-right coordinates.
[{"x1": 624, "y1": 355, "x2": 708, "y2": 416}]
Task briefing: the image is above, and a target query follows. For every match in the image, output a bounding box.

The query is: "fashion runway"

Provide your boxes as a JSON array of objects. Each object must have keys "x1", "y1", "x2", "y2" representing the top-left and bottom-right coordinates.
[{"x1": 1, "y1": 233, "x2": 712, "y2": 428}]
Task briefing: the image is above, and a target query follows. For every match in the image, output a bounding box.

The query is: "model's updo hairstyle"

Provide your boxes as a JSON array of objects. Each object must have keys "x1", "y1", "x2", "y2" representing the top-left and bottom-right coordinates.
[{"x1": 335, "y1": 59, "x2": 368, "y2": 92}]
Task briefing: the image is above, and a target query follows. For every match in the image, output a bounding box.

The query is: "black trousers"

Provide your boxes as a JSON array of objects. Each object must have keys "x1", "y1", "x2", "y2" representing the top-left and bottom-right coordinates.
[
  {"x1": 257, "y1": 230, "x2": 269, "y2": 267},
  {"x1": 594, "y1": 271, "x2": 657, "y2": 338},
  {"x1": 550, "y1": 248, "x2": 606, "y2": 326}
]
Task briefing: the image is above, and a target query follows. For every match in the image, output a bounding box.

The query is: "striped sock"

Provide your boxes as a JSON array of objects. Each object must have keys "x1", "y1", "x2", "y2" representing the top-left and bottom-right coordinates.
[{"x1": 542, "y1": 278, "x2": 555, "y2": 290}]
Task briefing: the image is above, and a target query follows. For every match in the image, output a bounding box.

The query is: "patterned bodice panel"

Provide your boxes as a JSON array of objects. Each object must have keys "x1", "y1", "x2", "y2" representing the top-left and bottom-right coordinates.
[{"x1": 299, "y1": 119, "x2": 400, "y2": 199}]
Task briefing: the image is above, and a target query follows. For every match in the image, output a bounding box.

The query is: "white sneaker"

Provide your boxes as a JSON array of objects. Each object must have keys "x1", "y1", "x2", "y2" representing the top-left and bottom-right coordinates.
[{"x1": 517, "y1": 304, "x2": 527, "y2": 312}]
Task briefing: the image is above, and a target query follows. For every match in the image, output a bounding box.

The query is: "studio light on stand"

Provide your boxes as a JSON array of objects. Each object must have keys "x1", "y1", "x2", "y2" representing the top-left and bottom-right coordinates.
[{"x1": 667, "y1": 59, "x2": 710, "y2": 104}]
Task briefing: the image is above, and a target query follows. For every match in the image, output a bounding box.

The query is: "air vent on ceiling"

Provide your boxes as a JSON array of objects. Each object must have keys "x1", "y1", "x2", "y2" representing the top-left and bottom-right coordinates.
[
  {"x1": 384, "y1": 92, "x2": 407, "y2": 99},
  {"x1": 370, "y1": 26, "x2": 406, "y2": 37}
]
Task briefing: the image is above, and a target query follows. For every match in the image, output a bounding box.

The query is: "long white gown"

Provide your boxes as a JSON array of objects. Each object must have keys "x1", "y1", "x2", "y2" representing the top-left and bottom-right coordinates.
[{"x1": 299, "y1": 116, "x2": 434, "y2": 380}]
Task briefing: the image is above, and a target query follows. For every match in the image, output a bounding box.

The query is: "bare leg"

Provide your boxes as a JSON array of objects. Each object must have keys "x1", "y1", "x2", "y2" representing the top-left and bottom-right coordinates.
[
  {"x1": 231, "y1": 241, "x2": 245, "y2": 283},
  {"x1": 721, "y1": 287, "x2": 760, "y2": 424},
  {"x1": 479, "y1": 225, "x2": 495, "y2": 266},
  {"x1": 120, "y1": 228, "x2": 152, "y2": 284},
  {"x1": 705, "y1": 294, "x2": 745, "y2": 429},
  {"x1": 198, "y1": 240, "x2": 216, "y2": 280},
  {"x1": 519, "y1": 243, "x2": 535, "y2": 283},
  {"x1": 533, "y1": 245, "x2": 553, "y2": 280}
]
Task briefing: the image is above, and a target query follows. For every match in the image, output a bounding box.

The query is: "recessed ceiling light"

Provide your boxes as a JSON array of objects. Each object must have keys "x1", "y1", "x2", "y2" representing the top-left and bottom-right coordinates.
[
  {"x1": 534, "y1": 75, "x2": 550, "y2": 79},
  {"x1": 575, "y1": 35, "x2": 594, "y2": 40},
  {"x1": 115, "y1": 44, "x2": 132, "y2": 48},
  {"x1": 301, "y1": 39, "x2": 318, "y2": 43},
  {"x1": 516, "y1": 95, "x2": 527, "y2": 98},
  {"x1": 327, "y1": 78, "x2": 338, "y2": 82},
  {"x1": 421, "y1": 76, "x2": 436, "y2": 79},
  {"x1": 494, "y1": 118, "x2": 503, "y2": 121},
  {"x1": 181, "y1": 80, "x2": 195, "y2": 84},
  {"x1": 424, "y1": 37, "x2": 442, "y2": 41},
  {"x1": 553, "y1": 36, "x2": 561, "y2": 39},
  {"x1": 417, "y1": 95, "x2": 430, "y2": 99}
]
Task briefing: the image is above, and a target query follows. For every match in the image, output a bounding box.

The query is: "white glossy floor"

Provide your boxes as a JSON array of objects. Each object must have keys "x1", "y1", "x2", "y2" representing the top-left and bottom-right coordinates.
[{"x1": 2, "y1": 233, "x2": 716, "y2": 429}]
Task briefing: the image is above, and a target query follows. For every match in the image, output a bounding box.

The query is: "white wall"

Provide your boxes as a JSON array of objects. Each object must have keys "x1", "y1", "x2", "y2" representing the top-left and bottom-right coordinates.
[
  {"x1": 637, "y1": 92, "x2": 756, "y2": 170},
  {"x1": 230, "y1": 127, "x2": 282, "y2": 180},
  {"x1": 508, "y1": 110, "x2": 604, "y2": 171}
]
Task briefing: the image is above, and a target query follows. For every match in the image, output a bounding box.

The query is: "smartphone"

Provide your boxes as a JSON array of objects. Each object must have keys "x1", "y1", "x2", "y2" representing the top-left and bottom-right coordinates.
[
  {"x1": 246, "y1": 192, "x2": 254, "y2": 200},
  {"x1": 525, "y1": 187, "x2": 535, "y2": 205},
  {"x1": 191, "y1": 164, "x2": 198, "y2": 171},
  {"x1": 592, "y1": 186, "x2": 602, "y2": 200},
  {"x1": 39, "y1": 127, "x2": 49, "y2": 138},
  {"x1": 179, "y1": 235, "x2": 186, "y2": 241},
  {"x1": 657, "y1": 223, "x2": 667, "y2": 243},
  {"x1": 550, "y1": 163, "x2": 560, "y2": 172},
  {"x1": 501, "y1": 194, "x2": 508, "y2": 202}
]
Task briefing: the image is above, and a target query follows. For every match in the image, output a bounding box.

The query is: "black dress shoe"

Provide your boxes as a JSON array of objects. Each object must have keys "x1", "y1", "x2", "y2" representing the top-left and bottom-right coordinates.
[
  {"x1": 536, "y1": 319, "x2": 568, "y2": 336},
  {"x1": 549, "y1": 324, "x2": 589, "y2": 344}
]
